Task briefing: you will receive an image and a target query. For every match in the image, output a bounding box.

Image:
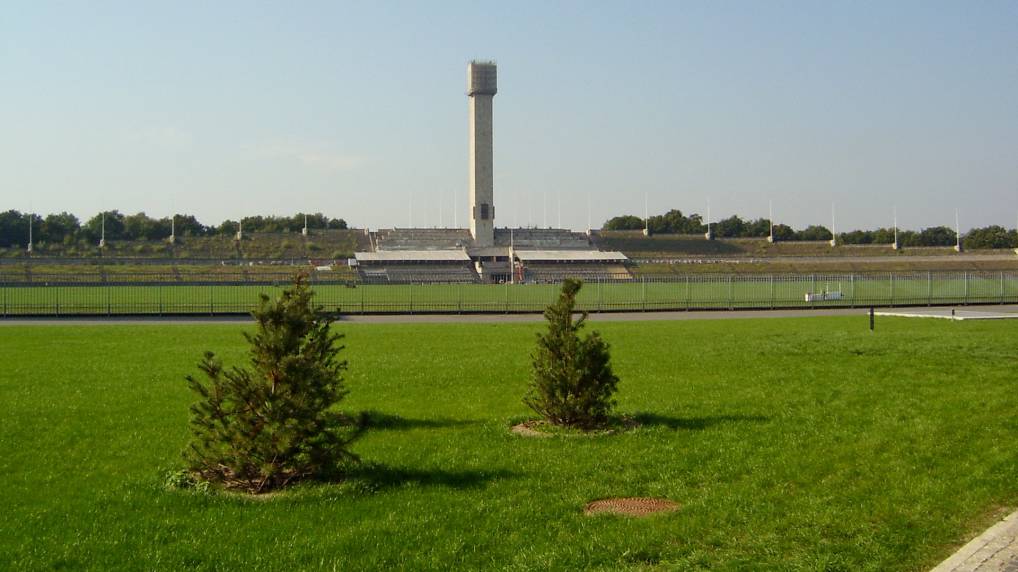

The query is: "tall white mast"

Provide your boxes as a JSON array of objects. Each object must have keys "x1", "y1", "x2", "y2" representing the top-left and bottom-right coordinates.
[
  {"x1": 586, "y1": 193, "x2": 592, "y2": 236},
  {"x1": 99, "y1": 212, "x2": 106, "y2": 248},
  {"x1": 892, "y1": 206, "x2": 899, "y2": 250},
  {"x1": 704, "y1": 198, "x2": 713, "y2": 240},
  {"x1": 954, "y1": 209, "x2": 963, "y2": 252},
  {"x1": 27, "y1": 212, "x2": 33, "y2": 253},
  {"x1": 768, "y1": 200, "x2": 774, "y2": 243},
  {"x1": 829, "y1": 202, "x2": 836, "y2": 247},
  {"x1": 643, "y1": 193, "x2": 650, "y2": 236},
  {"x1": 557, "y1": 190, "x2": 561, "y2": 229}
]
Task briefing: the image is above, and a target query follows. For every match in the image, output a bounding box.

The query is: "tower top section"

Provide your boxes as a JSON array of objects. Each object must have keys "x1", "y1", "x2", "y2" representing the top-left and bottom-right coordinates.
[{"x1": 467, "y1": 61, "x2": 497, "y2": 96}]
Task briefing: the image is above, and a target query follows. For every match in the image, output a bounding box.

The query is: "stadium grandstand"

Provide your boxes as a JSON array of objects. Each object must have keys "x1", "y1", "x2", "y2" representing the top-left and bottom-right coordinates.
[
  {"x1": 514, "y1": 250, "x2": 631, "y2": 283},
  {"x1": 353, "y1": 250, "x2": 477, "y2": 284},
  {"x1": 350, "y1": 61, "x2": 631, "y2": 284}
]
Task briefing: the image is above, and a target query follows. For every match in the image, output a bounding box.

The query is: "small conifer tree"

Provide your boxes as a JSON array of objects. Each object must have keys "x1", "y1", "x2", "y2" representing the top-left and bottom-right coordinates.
[
  {"x1": 183, "y1": 272, "x2": 356, "y2": 493},
  {"x1": 524, "y1": 279, "x2": 619, "y2": 430}
]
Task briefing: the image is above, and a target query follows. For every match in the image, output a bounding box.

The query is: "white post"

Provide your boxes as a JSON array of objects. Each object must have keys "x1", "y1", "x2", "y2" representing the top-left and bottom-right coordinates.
[
  {"x1": 236, "y1": 219, "x2": 243, "y2": 241},
  {"x1": 509, "y1": 228, "x2": 515, "y2": 285},
  {"x1": 302, "y1": 214, "x2": 308, "y2": 237},
  {"x1": 99, "y1": 212, "x2": 106, "y2": 248},
  {"x1": 27, "y1": 213, "x2": 33, "y2": 253},
  {"x1": 169, "y1": 214, "x2": 176, "y2": 244}
]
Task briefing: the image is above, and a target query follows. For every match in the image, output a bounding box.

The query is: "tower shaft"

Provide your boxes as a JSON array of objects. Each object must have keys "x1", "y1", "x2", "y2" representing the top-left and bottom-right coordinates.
[{"x1": 467, "y1": 61, "x2": 496, "y2": 247}]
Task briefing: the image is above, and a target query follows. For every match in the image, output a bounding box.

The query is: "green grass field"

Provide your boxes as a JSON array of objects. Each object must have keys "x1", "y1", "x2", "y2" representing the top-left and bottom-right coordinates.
[
  {"x1": 2, "y1": 317, "x2": 1017, "y2": 570},
  {"x1": 2, "y1": 273, "x2": 1017, "y2": 315}
]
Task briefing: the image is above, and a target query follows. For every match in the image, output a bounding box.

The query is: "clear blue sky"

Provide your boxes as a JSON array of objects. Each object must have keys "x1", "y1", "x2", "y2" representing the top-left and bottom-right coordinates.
[{"x1": 2, "y1": 1, "x2": 1016, "y2": 231}]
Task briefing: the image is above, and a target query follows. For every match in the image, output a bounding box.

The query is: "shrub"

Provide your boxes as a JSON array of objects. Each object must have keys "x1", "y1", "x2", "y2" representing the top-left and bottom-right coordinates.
[
  {"x1": 524, "y1": 279, "x2": 619, "y2": 430},
  {"x1": 183, "y1": 272, "x2": 358, "y2": 493}
]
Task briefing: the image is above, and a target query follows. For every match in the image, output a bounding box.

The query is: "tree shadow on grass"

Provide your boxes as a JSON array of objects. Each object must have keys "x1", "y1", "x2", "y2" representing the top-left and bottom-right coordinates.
[
  {"x1": 344, "y1": 462, "x2": 516, "y2": 491},
  {"x1": 360, "y1": 410, "x2": 480, "y2": 431},
  {"x1": 633, "y1": 413, "x2": 769, "y2": 431}
]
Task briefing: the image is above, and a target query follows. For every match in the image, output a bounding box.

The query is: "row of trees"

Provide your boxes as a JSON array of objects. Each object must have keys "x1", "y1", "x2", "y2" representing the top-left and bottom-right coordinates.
[
  {"x1": 602, "y1": 209, "x2": 1018, "y2": 248},
  {"x1": 0, "y1": 210, "x2": 348, "y2": 248}
]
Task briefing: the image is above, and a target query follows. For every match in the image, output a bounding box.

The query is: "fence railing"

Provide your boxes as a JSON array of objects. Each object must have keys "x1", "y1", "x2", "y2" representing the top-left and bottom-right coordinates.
[{"x1": 1, "y1": 271, "x2": 1016, "y2": 316}]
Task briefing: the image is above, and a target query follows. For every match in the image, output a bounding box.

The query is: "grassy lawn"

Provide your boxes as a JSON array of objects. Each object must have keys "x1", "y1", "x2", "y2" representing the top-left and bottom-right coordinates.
[
  {"x1": 2, "y1": 317, "x2": 1017, "y2": 570},
  {"x1": 2, "y1": 273, "x2": 1017, "y2": 315}
]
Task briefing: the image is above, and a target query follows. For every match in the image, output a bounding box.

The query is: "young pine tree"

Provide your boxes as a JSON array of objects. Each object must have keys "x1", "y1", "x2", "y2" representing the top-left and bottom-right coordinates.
[
  {"x1": 524, "y1": 279, "x2": 620, "y2": 430},
  {"x1": 184, "y1": 272, "x2": 356, "y2": 493}
]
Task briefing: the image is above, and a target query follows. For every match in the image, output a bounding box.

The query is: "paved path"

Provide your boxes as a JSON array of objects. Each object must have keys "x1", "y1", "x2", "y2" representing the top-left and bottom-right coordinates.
[{"x1": 932, "y1": 510, "x2": 1018, "y2": 572}]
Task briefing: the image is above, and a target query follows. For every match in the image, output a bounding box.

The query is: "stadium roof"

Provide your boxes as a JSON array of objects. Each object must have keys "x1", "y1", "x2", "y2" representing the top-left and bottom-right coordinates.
[
  {"x1": 515, "y1": 250, "x2": 628, "y2": 262},
  {"x1": 354, "y1": 250, "x2": 471, "y2": 262}
]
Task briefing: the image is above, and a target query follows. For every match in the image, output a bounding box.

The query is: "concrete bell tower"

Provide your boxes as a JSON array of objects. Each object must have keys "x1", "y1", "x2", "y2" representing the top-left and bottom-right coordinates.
[{"x1": 467, "y1": 61, "x2": 496, "y2": 247}]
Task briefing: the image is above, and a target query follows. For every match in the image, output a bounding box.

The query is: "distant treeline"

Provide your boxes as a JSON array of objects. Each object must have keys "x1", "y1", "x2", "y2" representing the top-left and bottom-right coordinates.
[
  {"x1": 0, "y1": 210, "x2": 347, "y2": 248},
  {"x1": 603, "y1": 210, "x2": 1018, "y2": 249}
]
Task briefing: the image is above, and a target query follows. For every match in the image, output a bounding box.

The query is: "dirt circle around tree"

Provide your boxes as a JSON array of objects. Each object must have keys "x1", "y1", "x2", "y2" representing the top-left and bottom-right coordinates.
[
  {"x1": 510, "y1": 417, "x2": 640, "y2": 438},
  {"x1": 583, "y1": 497, "x2": 680, "y2": 517}
]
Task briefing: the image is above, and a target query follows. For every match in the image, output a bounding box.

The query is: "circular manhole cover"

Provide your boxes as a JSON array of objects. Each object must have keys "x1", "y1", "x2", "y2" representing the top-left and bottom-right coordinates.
[{"x1": 584, "y1": 497, "x2": 680, "y2": 517}]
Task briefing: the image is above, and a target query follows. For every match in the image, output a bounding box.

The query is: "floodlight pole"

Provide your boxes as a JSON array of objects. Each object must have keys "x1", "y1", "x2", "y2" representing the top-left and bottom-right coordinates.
[
  {"x1": 952, "y1": 208, "x2": 960, "y2": 250},
  {"x1": 892, "y1": 206, "x2": 899, "y2": 250},
  {"x1": 557, "y1": 191, "x2": 561, "y2": 229},
  {"x1": 543, "y1": 191, "x2": 547, "y2": 228},
  {"x1": 168, "y1": 214, "x2": 176, "y2": 244},
  {"x1": 99, "y1": 212, "x2": 106, "y2": 248},
  {"x1": 704, "y1": 198, "x2": 713, "y2": 240},
  {"x1": 642, "y1": 193, "x2": 650, "y2": 237},
  {"x1": 829, "y1": 202, "x2": 837, "y2": 247},
  {"x1": 586, "y1": 193, "x2": 592, "y2": 236},
  {"x1": 26, "y1": 213, "x2": 33, "y2": 254},
  {"x1": 767, "y1": 200, "x2": 775, "y2": 243},
  {"x1": 235, "y1": 219, "x2": 243, "y2": 241},
  {"x1": 302, "y1": 214, "x2": 309, "y2": 237}
]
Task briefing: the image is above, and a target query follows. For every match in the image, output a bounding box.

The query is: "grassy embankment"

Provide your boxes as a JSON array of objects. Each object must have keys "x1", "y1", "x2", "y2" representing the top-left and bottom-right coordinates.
[
  {"x1": 0, "y1": 229, "x2": 369, "y2": 261},
  {"x1": 590, "y1": 232, "x2": 1018, "y2": 274},
  {"x1": 2, "y1": 317, "x2": 1017, "y2": 569}
]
